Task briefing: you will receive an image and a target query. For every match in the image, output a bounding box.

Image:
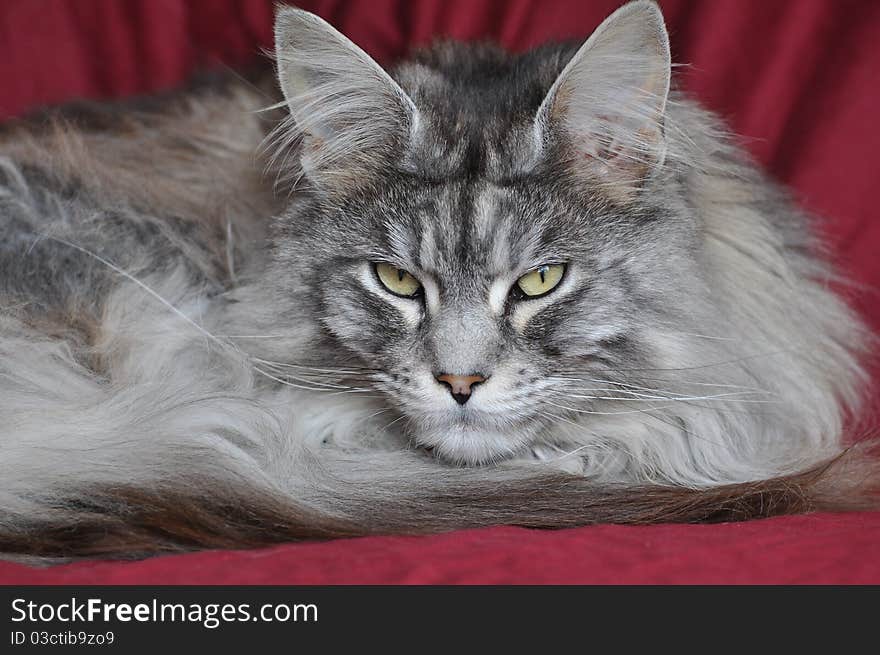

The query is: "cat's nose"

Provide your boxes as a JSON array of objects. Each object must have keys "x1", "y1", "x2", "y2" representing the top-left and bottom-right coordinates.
[{"x1": 435, "y1": 373, "x2": 487, "y2": 405}]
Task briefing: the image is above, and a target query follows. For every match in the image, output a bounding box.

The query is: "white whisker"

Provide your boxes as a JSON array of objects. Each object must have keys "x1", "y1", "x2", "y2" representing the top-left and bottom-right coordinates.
[{"x1": 44, "y1": 235, "x2": 231, "y2": 351}]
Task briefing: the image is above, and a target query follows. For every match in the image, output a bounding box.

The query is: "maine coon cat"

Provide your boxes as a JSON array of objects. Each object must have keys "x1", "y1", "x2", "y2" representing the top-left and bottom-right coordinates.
[{"x1": 0, "y1": 1, "x2": 876, "y2": 558}]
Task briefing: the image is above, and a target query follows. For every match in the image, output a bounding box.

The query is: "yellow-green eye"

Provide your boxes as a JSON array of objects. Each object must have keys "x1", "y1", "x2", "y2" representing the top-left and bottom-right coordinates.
[
  {"x1": 375, "y1": 262, "x2": 422, "y2": 297},
  {"x1": 516, "y1": 264, "x2": 566, "y2": 298}
]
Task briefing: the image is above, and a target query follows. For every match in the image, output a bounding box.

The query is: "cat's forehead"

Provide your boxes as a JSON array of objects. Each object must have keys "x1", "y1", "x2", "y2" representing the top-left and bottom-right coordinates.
[
  {"x1": 392, "y1": 43, "x2": 576, "y2": 181},
  {"x1": 370, "y1": 178, "x2": 578, "y2": 282}
]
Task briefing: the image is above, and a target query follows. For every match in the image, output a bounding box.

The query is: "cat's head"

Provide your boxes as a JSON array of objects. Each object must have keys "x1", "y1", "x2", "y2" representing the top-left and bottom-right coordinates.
[{"x1": 266, "y1": 1, "x2": 691, "y2": 464}]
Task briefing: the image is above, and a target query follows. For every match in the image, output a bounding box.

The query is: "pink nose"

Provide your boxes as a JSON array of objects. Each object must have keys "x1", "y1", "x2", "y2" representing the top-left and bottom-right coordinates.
[{"x1": 435, "y1": 373, "x2": 487, "y2": 405}]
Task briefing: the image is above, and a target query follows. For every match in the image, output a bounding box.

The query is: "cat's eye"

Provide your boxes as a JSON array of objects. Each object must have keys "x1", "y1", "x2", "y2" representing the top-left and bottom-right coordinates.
[
  {"x1": 374, "y1": 262, "x2": 422, "y2": 298},
  {"x1": 515, "y1": 264, "x2": 566, "y2": 298}
]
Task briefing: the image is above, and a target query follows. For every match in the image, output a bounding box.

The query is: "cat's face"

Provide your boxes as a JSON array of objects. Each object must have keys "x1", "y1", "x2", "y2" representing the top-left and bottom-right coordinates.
[
  {"x1": 269, "y1": 2, "x2": 680, "y2": 463},
  {"x1": 273, "y1": 166, "x2": 698, "y2": 463}
]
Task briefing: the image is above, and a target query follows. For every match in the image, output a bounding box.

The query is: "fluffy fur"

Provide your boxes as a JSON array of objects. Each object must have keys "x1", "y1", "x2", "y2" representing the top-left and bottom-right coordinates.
[{"x1": 0, "y1": 1, "x2": 876, "y2": 559}]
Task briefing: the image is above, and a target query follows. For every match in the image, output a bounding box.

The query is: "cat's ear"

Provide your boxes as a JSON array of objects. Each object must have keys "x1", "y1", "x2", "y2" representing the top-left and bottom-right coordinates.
[
  {"x1": 533, "y1": 0, "x2": 671, "y2": 190},
  {"x1": 273, "y1": 7, "x2": 419, "y2": 186}
]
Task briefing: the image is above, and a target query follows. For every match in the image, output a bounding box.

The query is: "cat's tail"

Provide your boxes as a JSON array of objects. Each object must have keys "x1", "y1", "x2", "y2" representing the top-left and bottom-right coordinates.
[{"x1": 2, "y1": 442, "x2": 877, "y2": 560}]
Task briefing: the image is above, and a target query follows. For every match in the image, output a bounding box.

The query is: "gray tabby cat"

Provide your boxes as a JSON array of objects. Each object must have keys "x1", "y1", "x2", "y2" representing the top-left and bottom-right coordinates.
[{"x1": 0, "y1": 1, "x2": 875, "y2": 558}]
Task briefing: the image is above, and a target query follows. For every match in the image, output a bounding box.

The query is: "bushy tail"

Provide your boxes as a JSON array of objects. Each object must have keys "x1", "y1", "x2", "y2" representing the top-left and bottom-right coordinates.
[{"x1": 3, "y1": 443, "x2": 877, "y2": 561}]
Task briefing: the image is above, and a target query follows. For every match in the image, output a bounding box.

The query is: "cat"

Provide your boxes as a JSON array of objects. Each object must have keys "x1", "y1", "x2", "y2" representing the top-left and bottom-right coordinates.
[{"x1": 0, "y1": 0, "x2": 876, "y2": 559}]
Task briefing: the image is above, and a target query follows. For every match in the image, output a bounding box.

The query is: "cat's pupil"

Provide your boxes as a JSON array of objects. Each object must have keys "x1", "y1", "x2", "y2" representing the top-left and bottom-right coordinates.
[
  {"x1": 538, "y1": 266, "x2": 548, "y2": 284},
  {"x1": 398, "y1": 268, "x2": 405, "y2": 282}
]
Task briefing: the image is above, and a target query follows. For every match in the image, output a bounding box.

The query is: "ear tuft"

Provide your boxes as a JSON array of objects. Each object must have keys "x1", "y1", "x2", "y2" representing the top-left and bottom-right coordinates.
[
  {"x1": 271, "y1": 7, "x2": 418, "y2": 186},
  {"x1": 535, "y1": 0, "x2": 672, "y2": 190}
]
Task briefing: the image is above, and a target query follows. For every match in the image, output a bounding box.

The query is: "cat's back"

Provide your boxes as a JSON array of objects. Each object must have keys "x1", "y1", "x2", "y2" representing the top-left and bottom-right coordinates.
[
  {"x1": 0, "y1": 70, "x2": 283, "y2": 312},
  {"x1": 0, "y1": 69, "x2": 281, "y2": 234}
]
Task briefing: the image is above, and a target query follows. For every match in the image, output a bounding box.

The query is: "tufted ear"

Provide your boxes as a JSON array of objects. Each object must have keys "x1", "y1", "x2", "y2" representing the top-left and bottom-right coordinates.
[
  {"x1": 273, "y1": 7, "x2": 419, "y2": 186},
  {"x1": 534, "y1": 1, "x2": 671, "y2": 189}
]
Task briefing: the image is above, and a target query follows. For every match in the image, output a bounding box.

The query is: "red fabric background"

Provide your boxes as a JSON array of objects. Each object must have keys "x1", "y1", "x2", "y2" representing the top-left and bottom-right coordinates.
[{"x1": 0, "y1": 0, "x2": 878, "y2": 584}]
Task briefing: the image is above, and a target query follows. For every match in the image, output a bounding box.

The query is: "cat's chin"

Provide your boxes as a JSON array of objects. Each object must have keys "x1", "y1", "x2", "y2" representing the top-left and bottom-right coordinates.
[{"x1": 412, "y1": 421, "x2": 541, "y2": 465}]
